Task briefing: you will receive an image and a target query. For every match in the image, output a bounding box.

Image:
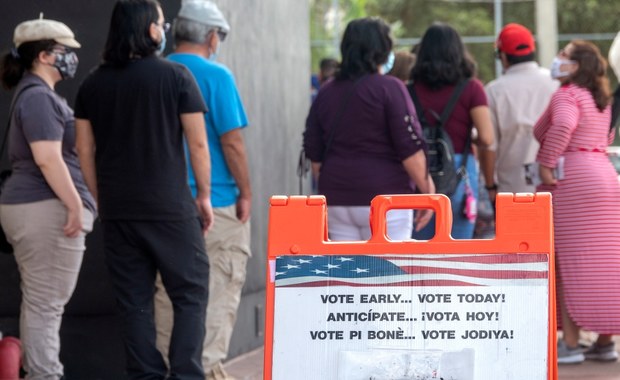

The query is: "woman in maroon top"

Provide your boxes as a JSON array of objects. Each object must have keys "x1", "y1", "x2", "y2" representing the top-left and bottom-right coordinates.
[
  {"x1": 409, "y1": 22, "x2": 494, "y2": 240},
  {"x1": 304, "y1": 17, "x2": 434, "y2": 241}
]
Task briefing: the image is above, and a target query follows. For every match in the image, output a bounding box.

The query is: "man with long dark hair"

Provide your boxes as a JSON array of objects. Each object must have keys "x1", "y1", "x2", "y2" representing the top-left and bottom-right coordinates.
[{"x1": 74, "y1": 0, "x2": 212, "y2": 378}]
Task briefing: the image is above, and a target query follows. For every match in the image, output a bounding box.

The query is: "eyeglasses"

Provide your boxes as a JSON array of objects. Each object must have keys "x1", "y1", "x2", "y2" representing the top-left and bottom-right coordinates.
[
  {"x1": 217, "y1": 29, "x2": 227, "y2": 42},
  {"x1": 494, "y1": 49, "x2": 501, "y2": 60},
  {"x1": 158, "y1": 22, "x2": 171, "y2": 34},
  {"x1": 49, "y1": 45, "x2": 73, "y2": 55}
]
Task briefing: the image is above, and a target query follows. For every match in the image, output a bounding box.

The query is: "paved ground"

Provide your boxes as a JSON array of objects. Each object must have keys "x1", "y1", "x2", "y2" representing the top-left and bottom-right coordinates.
[
  {"x1": 224, "y1": 341, "x2": 620, "y2": 380},
  {"x1": 224, "y1": 347, "x2": 263, "y2": 380},
  {"x1": 558, "y1": 360, "x2": 620, "y2": 380}
]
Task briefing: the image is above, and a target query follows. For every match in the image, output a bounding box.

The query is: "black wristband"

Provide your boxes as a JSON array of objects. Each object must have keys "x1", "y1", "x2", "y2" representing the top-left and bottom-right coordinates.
[{"x1": 485, "y1": 184, "x2": 498, "y2": 191}]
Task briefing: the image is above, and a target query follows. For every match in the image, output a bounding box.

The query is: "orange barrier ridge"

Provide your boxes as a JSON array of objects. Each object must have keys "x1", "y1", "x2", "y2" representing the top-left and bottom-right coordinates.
[{"x1": 264, "y1": 193, "x2": 556, "y2": 380}]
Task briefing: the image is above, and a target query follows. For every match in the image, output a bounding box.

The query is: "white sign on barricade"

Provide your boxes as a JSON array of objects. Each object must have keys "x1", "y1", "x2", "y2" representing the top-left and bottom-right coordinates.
[{"x1": 264, "y1": 194, "x2": 557, "y2": 380}]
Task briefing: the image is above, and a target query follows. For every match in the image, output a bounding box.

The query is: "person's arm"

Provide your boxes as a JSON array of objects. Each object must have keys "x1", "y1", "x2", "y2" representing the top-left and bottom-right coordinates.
[
  {"x1": 220, "y1": 128, "x2": 251, "y2": 223},
  {"x1": 481, "y1": 87, "x2": 499, "y2": 199},
  {"x1": 402, "y1": 150, "x2": 435, "y2": 232},
  {"x1": 30, "y1": 141, "x2": 83, "y2": 237},
  {"x1": 471, "y1": 105, "x2": 496, "y2": 202},
  {"x1": 182, "y1": 112, "x2": 214, "y2": 232},
  {"x1": 311, "y1": 162, "x2": 321, "y2": 181},
  {"x1": 539, "y1": 165, "x2": 557, "y2": 186},
  {"x1": 536, "y1": 90, "x2": 577, "y2": 185},
  {"x1": 470, "y1": 105, "x2": 494, "y2": 148},
  {"x1": 477, "y1": 148, "x2": 497, "y2": 204},
  {"x1": 75, "y1": 118, "x2": 98, "y2": 202}
]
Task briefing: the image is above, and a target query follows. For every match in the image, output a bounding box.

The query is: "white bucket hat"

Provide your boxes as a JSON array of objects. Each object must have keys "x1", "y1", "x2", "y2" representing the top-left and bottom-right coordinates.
[{"x1": 177, "y1": 0, "x2": 230, "y2": 34}]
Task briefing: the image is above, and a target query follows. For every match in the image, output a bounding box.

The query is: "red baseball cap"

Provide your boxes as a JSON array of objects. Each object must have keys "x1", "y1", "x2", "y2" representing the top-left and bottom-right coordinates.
[{"x1": 496, "y1": 23, "x2": 535, "y2": 56}]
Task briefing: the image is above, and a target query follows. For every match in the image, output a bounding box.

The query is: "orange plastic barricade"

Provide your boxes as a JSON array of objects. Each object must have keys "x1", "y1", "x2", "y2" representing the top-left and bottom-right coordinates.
[{"x1": 264, "y1": 193, "x2": 556, "y2": 380}]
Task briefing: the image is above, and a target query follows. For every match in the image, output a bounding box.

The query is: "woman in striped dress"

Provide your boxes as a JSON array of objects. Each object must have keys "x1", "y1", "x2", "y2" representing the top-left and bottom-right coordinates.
[{"x1": 534, "y1": 40, "x2": 620, "y2": 364}]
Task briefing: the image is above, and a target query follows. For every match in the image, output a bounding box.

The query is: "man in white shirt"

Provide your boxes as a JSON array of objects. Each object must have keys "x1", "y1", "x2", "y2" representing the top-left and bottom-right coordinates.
[{"x1": 481, "y1": 23, "x2": 559, "y2": 199}]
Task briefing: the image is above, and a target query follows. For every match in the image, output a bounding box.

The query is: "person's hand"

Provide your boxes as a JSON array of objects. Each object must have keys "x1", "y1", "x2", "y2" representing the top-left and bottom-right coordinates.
[
  {"x1": 236, "y1": 195, "x2": 251, "y2": 223},
  {"x1": 414, "y1": 208, "x2": 434, "y2": 232},
  {"x1": 539, "y1": 165, "x2": 557, "y2": 186},
  {"x1": 196, "y1": 195, "x2": 214, "y2": 233},
  {"x1": 486, "y1": 186, "x2": 497, "y2": 209},
  {"x1": 64, "y1": 206, "x2": 83, "y2": 238},
  {"x1": 426, "y1": 175, "x2": 436, "y2": 195}
]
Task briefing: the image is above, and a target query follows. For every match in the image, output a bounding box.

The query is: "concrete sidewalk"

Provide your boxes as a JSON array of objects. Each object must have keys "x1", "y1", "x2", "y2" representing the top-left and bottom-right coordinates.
[
  {"x1": 224, "y1": 347, "x2": 264, "y2": 380},
  {"x1": 224, "y1": 345, "x2": 620, "y2": 380}
]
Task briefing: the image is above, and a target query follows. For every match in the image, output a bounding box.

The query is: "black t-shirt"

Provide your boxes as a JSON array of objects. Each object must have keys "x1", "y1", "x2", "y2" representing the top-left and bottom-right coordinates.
[{"x1": 75, "y1": 56, "x2": 207, "y2": 220}]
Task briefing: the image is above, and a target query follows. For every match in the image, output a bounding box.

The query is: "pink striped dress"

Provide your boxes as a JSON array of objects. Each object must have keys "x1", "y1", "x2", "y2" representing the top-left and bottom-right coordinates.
[{"x1": 535, "y1": 83, "x2": 620, "y2": 334}]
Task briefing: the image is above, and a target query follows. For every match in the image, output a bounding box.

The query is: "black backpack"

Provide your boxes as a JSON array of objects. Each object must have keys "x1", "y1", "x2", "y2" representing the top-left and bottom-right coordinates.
[{"x1": 408, "y1": 80, "x2": 470, "y2": 196}]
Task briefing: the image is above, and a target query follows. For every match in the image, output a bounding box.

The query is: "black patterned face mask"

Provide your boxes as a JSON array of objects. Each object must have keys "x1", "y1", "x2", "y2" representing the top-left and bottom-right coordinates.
[{"x1": 53, "y1": 50, "x2": 79, "y2": 79}]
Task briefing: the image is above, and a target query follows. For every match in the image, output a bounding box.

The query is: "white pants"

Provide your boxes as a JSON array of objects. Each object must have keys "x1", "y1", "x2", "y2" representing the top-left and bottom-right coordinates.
[{"x1": 328, "y1": 206, "x2": 412, "y2": 241}]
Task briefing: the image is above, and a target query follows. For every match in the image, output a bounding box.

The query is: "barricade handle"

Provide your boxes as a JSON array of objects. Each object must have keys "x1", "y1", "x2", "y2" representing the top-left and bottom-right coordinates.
[{"x1": 368, "y1": 194, "x2": 453, "y2": 243}]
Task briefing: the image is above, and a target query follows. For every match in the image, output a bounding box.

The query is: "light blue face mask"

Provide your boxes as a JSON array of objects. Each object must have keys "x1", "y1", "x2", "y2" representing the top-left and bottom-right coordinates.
[
  {"x1": 209, "y1": 42, "x2": 220, "y2": 61},
  {"x1": 381, "y1": 51, "x2": 395, "y2": 74},
  {"x1": 158, "y1": 26, "x2": 166, "y2": 55},
  {"x1": 209, "y1": 35, "x2": 222, "y2": 61}
]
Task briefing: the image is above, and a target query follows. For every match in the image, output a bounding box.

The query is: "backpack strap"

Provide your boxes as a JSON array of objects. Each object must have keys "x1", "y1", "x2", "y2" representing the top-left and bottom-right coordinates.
[
  {"x1": 408, "y1": 79, "x2": 469, "y2": 134},
  {"x1": 408, "y1": 80, "x2": 472, "y2": 180},
  {"x1": 437, "y1": 80, "x2": 469, "y2": 130},
  {"x1": 407, "y1": 84, "x2": 430, "y2": 131},
  {"x1": 447, "y1": 80, "x2": 472, "y2": 179}
]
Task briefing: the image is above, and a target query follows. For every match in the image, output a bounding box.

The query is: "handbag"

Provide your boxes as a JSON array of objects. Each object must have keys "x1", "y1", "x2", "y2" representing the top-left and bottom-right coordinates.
[{"x1": 0, "y1": 83, "x2": 39, "y2": 254}]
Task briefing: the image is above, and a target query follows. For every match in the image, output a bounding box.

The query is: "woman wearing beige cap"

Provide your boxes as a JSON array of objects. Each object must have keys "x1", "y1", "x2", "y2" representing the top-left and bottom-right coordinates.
[{"x1": 0, "y1": 16, "x2": 95, "y2": 380}]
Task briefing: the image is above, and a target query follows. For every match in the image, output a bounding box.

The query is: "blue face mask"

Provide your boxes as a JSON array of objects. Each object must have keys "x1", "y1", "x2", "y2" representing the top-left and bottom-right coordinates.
[
  {"x1": 158, "y1": 26, "x2": 166, "y2": 55},
  {"x1": 209, "y1": 39, "x2": 221, "y2": 61},
  {"x1": 381, "y1": 51, "x2": 395, "y2": 74},
  {"x1": 209, "y1": 43, "x2": 219, "y2": 61}
]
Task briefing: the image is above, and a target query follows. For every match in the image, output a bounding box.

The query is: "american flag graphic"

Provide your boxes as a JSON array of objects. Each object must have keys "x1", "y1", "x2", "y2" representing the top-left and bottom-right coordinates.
[{"x1": 274, "y1": 254, "x2": 549, "y2": 288}]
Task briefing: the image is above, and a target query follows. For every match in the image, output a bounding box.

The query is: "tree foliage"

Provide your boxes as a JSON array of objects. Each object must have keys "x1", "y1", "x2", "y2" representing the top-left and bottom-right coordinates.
[{"x1": 311, "y1": 0, "x2": 619, "y2": 84}]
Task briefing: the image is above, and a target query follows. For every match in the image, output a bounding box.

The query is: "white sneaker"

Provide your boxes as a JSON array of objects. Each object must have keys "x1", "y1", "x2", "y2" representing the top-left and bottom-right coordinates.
[
  {"x1": 557, "y1": 339, "x2": 585, "y2": 364},
  {"x1": 584, "y1": 342, "x2": 619, "y2": 362}
]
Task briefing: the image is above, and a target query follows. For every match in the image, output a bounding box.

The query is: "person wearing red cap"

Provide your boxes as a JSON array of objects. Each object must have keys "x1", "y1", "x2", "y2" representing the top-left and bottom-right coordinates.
[{"x1": 481, "y1": 23, "x2": 558, "y2": 201}]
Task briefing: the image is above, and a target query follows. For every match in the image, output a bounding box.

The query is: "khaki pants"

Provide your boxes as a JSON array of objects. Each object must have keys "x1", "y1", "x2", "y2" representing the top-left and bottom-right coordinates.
[
  {"x1": 0, "y1": 199, "x2": 93, "y2": 380},
  {"x1": 155, "y1": 205, "x2": 250, "y2": 376}
]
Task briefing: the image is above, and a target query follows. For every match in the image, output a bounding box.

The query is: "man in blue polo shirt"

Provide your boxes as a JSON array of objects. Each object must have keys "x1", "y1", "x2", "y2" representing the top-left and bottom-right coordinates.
[{"x1": 154, "y1": 2, "x2": 250, "y2": 379}]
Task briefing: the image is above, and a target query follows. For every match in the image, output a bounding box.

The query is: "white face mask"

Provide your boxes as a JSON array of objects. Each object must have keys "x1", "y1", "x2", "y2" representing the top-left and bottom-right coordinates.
[
  {"x1": 550, "y1": 57, "x2": 576, "y2": 79},
  {"x1": 381, "y1": 51, "x2": 395, "y2": 74}
]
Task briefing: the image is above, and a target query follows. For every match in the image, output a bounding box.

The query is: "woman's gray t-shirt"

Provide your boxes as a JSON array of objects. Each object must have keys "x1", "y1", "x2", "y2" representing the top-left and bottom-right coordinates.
[{"x1": 0, "y1": 73, "x2": 96, "y2": 214}]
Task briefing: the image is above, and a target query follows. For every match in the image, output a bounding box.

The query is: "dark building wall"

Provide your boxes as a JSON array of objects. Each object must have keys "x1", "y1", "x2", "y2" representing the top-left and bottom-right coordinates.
[{"x1": 0, "y1": 0, "x2": 309, "y2": 377}]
